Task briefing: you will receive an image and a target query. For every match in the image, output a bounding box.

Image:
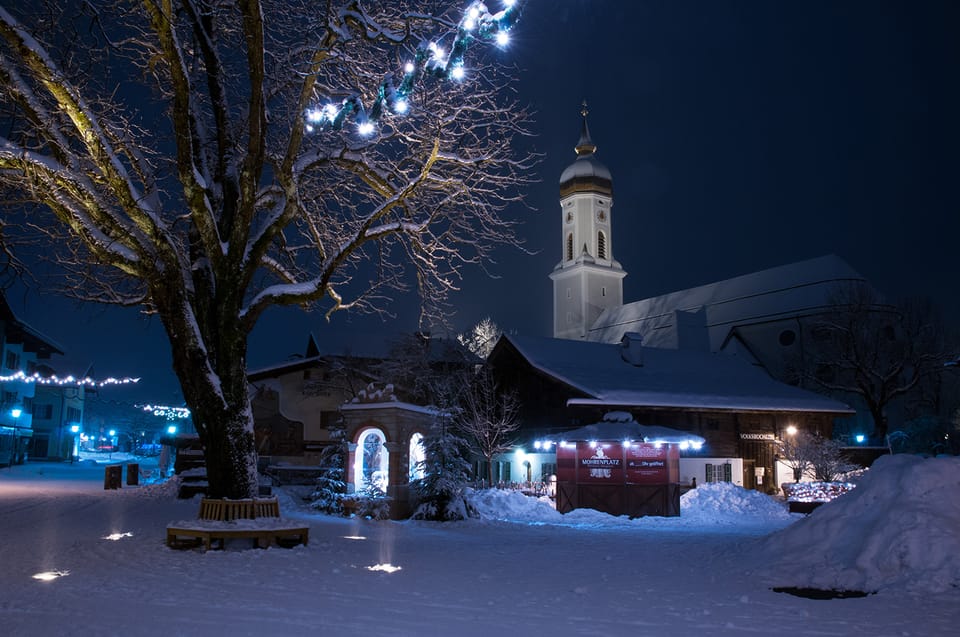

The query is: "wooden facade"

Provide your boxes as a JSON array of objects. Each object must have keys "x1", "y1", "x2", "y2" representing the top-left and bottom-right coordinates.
[{"x1": 489, "y1": 335, "x2": 851, "y2": 493}]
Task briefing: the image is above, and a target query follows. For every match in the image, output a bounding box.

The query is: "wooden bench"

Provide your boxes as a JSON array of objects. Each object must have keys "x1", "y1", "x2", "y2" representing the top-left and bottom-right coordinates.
[{"x1": 166, "y1": 497, "x2": 309, "y2": 551}]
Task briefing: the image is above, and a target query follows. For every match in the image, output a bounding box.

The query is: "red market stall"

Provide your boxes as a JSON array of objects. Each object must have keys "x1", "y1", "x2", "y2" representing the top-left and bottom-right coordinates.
[{"x1": 549, "y1": 413, "x2": 704, "y2": 518}]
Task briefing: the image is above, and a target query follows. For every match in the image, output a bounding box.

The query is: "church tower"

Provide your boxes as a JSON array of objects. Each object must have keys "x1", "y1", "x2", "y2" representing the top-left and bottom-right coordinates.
[{"x1": 550, "y1": 103, "x2": 626, "y2": 339}]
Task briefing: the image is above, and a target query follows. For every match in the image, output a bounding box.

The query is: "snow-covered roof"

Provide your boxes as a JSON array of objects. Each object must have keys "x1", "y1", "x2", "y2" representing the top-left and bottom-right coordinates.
[
  {"x1": 559, "y1": 113, "x2": 612, "y2": 190},
  {"x1": 559, "y1": 154, "x2": 612, "y2": 184},
  {"x1": 340, "y1": 400, "x2": 439, "y2": 416},
  {"x1": 544, "y1": 413, "x2": 706, "y2": 444},
  {"x1": 247, "y1": 331, "x2": 470, "y2": 380},
  {"x1": 500, "y1": 333, "x2": 853, "y2": 414},
  {"x1": 587, "y1": 254, "x2": 872, "y2": 349},
  {"x1": 0, "y1": 290, "x2": 64, "y2": 357}
]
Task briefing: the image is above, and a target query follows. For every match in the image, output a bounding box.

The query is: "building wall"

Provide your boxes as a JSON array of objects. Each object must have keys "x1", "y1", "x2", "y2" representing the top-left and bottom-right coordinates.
[
  {"x1": 30, "y1": 385, "x2": 85, "y2": 460},
  {"x1": 0, "y1": 339, "x2": 37, "y2": 465}
]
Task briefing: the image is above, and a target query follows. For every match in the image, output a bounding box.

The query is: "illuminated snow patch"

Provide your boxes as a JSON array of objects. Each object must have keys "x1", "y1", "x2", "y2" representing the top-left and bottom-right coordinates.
[
  {"x1": 366, "y1": 563, "x2": 402, "y2": 574},
  {"x1": 33, "y1": 570, "x2": 69, "y2": 582},
  {"x1": 103, "y1": 532, "x2": 134, "y2": 541}
]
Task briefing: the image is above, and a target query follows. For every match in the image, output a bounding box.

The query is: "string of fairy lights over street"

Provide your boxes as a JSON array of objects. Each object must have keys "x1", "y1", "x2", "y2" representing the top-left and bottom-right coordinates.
[
  {"x1": 0, "y1": 370, "x2": 139, "y2": 388},
  {"x1": 305, "y1": 0, "x2": 524, "y2": 135}
]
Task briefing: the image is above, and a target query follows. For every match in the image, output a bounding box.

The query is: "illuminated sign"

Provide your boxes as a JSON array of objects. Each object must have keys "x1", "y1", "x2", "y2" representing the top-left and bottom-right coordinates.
[{"x1": 739, "y1": 433, "x2": 776, "y2": 441}]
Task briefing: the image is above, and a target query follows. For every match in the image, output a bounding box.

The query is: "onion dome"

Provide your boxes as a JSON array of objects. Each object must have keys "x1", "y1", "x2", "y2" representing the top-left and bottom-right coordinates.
[{"x1": 559, "y1": 101, "x2": 612, "y2": 197}]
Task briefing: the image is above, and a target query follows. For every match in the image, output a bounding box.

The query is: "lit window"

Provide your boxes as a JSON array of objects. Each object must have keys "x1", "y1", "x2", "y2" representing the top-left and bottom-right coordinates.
[
  {"x1": 408, "y1": 433, "x2": 425, "y2": 483},
  {"x1": 354, "y1": 428, "x2": 388, "y2": 495}
]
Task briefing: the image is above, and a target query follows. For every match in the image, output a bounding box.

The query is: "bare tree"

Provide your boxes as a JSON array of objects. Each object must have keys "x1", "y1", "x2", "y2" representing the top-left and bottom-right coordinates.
[
  {"x1": 809, "y1": 437, "x2": 858, "y2": 482},
  {"x1": 778, "y1": 430, "x2": 817, "y2": 482},
  {"x1": 0, "y1": 1, "x2": 534, "y2": 498},
  {"x1": 798, "y1": 284, "x2": 950, "y2": 441},
  {"x1": 778, "y1": 430, "x2": 857, "y2": 483},
  {"x1": 375, "y1": 331, "x2": 473, "y2": 403},
  {"x1": 457, "y1": 365, "x2": 519, "y2": 485},
  {"x1": 457, "y1": 316, "x2": 502, "y2": 360}
]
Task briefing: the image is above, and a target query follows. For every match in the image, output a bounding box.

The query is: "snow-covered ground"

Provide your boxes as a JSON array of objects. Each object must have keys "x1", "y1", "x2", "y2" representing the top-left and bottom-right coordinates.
[{"x1": 0, "y1": 454, "x2": 956, "y2": 636}]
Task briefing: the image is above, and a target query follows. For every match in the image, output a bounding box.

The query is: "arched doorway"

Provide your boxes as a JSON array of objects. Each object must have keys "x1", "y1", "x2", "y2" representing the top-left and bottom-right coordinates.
[{"x1": 354, "y1": 428, "x2": 388, "y2": 494}]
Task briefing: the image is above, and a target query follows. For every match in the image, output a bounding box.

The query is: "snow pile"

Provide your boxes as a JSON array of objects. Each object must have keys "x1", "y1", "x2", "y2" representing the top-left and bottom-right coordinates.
[
  {"x1": 754, "y1": 454, "x2": 960, "y2": 593},
  {"x1": 466, "y1": 488, "x2": 564, "y2": 523},
  {"x1": 679, "y1": 482, "x2": 793, "y2": 524},
  {"x1": 466, "y1": 482, "x2": 793, "y2": 528}
]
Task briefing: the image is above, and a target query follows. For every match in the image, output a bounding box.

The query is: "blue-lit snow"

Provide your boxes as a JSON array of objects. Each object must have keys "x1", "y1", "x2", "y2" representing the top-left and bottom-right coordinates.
[{"x1": 0, "y1": 454, "x2": 956, "y2": 636}]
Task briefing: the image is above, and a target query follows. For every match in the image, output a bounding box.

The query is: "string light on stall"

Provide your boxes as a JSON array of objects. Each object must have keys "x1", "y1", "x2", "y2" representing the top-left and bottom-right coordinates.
[{"x1": 304, "y1": 0, "x2": 525, "y2": 136}]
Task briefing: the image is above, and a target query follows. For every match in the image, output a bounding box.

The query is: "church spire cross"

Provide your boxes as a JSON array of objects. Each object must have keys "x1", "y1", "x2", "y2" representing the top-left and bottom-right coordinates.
[{"x1": 576, "y1": 99, "x2": 597, "y2": 156}]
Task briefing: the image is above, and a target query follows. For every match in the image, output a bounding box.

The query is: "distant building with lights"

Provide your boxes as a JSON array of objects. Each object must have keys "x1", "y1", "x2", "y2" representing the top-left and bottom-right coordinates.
[{"x1": 0, "y1": 292, "x2": 66, "y2": 465}]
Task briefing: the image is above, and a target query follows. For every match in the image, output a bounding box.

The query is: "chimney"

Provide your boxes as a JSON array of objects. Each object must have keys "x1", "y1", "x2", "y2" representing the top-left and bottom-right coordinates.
[{"x1": 620, "y1": 332, "x2": 644, "y2": 366}]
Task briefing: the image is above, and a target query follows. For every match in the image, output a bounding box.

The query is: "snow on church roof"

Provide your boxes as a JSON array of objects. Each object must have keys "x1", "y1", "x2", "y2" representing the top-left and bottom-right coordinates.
[
  {"x1": 500, "y1": 333, "x2": 853, "y2": 414},
  {"x1": 559, "y1": 154, "x2": 612, "y2": 184},
  {"x1": 587, "y1": 254, "x2": 871, "y2": 349},
  {"x1": 559, "y1": 107, "x2": 612, "y2": 187}
]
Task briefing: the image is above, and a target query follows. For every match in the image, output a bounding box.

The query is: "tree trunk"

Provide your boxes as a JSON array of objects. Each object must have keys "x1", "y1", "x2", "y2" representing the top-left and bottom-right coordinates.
[
  {"x1": 867, "y1": 401, "x2": 888, "y2": 441},
  {"x1": 200, "y1": 405, "x2": 259, "y2": 499},
  {"x1": 156, "y1": 286, "x2": 259, "y2": 499}
]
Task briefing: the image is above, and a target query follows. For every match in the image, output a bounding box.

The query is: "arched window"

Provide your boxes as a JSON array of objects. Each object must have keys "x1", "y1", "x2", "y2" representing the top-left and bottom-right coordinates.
[
  {"x1": 354, "y1": 428, "x2": 388, "y2": 495},
  {"x1": 566, "y1": 233, "x2": 574, "y2": 261},
  {"x1": 597, "y1": 231, "x2": 607, "y2": 260},
  {"x1": 408, "y1": 433, "x2": 425, "y2": 483}
]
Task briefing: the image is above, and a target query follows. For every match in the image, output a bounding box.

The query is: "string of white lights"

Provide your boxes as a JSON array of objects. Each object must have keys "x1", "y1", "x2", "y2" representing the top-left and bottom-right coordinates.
[
  {"x1": 305, "y1": 0, "x2": 524, "y2": 136},
  {"x1": 0, "y1": 370, "x2": 139, "y2": 387}
]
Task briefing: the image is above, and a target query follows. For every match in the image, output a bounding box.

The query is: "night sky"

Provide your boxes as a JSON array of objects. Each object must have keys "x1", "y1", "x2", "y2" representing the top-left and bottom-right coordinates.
[{"x1": 6, "y1": 0, "x2": 959, "y2": 408}]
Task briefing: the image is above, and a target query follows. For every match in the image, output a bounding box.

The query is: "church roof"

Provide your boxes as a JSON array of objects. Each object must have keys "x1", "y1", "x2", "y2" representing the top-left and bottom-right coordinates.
[
  {"x1": 495, "y1": 333, "x2": 853, "y2": 414},
  {"x1": 559, "y1": 154, "x2": 612, "y2": 185},
  {"x1": 560, "y1": 105, "x2": 612, "y2": 196},
  {"x1": 587, "y1": 254, "x2": 873, "y2": 349}
]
